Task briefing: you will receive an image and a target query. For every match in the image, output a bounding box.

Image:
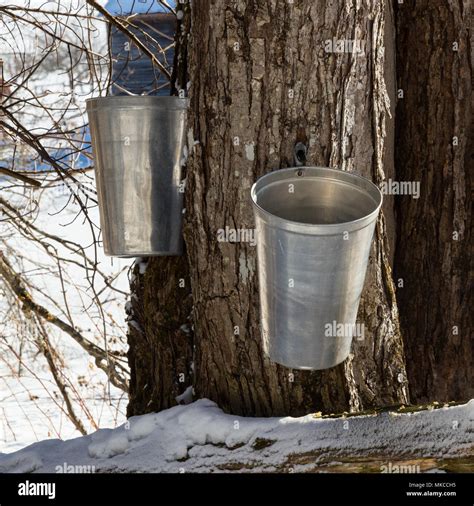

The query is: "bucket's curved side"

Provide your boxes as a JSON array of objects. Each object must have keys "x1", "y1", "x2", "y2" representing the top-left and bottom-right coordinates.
[
  {"x1": 87, "y1": 99, "x2": 187, "y2": 257},
  {"x1": 254, "y1": 214, "x2": 377, "y2": 370},
  {"x1": 251, "y1": 167, "x2": 382, "y2": 370},
  {"x1": 87, "y1": 106, "x2": 113, "y2": 255}
]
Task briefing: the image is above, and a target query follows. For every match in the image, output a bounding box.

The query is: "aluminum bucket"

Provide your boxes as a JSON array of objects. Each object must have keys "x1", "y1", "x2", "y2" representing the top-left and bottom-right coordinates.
[
  {"x1": 251, "y1": 167, "x2": 383, "y2": 370},
  {"x1": 86, "y1": 96, "x2": 188, "y2": 257}
]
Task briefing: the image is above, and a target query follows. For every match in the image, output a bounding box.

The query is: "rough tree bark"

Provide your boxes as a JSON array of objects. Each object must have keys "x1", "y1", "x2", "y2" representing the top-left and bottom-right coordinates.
[
  {"x1": 126, "y1": 6, "x2": 193, "y2": 416},
  {"x1": 394, "y1": 0, "x2": 473, "y2": 403},
  {"x1": 128, "y1": 0, "x2": 409, "y2": 417}
]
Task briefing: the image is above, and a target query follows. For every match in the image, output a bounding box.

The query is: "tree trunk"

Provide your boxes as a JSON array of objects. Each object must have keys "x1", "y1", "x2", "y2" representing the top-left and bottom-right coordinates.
[
  {"x1": 183, "y1": 0, "x2": 409, "y2": 416},
  {"x1": 394, "y1": 0, "x2": 473, "y2": 403},
  {"x1": 128, "y1": 0, "x2": 409, "y2": 417},
  {"x1": 127, "y1": 255, "x2": 193, "y2": 416}
]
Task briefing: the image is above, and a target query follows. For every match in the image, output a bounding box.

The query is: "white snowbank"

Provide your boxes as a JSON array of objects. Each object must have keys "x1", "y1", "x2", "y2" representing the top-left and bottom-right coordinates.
[{"x1": 0, "y1": 399, "x2": 472, "y2": 473}]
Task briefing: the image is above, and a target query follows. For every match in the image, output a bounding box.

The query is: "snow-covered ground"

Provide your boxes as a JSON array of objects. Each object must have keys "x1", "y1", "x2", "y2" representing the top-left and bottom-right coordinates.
[
  {"x1": 0, "y1": 399, "x2": 472, "y2": 473},
  {"x1": 0, "y1": 1, "x2": 132, "y2": 452},
  {"x1": 0, "y1": 186, "x2": 131, "y2": 453},
  {"x1": 1, "y1": 1, "x2": 472, "y2": 474}
]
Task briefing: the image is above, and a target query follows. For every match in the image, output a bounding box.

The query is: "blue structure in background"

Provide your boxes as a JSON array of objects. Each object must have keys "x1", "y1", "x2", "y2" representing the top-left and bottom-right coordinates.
[
  {"x1": 19, "y1": 125, "x2": 92, "y2": 174},
  {"x1": 109, "y1": 13, "x2": 176, "y2": 96},
  {"x1": 105, "y1": 0, "x2": 175, "y2": 15},
  {"x1": 53, "y1": 126, "x2": 91, "y2": 172},
  {"x1": 106, "y1": 0, "x2": 176, "y2": 96},
  {"x1": 2, "y1": 1, "x2": 177, "y2": 177}
]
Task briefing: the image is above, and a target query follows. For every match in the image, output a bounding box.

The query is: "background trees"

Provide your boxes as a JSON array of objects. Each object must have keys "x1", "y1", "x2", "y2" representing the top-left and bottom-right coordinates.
[{"x1": 0, "y1": 1, "x2": 130, "y2": 446}]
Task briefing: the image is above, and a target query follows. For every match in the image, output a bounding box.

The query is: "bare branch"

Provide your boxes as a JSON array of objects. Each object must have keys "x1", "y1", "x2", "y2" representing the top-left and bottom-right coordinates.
[
  {"x1": 86, "y1": 0, "x2": 172, "y2": 81},
  {"x1": 0, "y1": 252, "x2": 129, "y2": 393},
  {"x1": 0, "y1": 165, "x2": 42, "y2": 187}
]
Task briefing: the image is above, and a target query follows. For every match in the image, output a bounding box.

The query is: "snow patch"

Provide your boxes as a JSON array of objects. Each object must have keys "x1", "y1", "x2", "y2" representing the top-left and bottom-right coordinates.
[
  {"x1": 0, "y1": 451, "x2": 42, "y2": 473},
  {"x1": 127, "y1": 417, "x2": 158, "y2": 442},
  {"x1": 128, "y1": 320, "x2": 143, "y2": 333},
  {"x1": 0, "y1": 399, "x2": 471, "y2": 473},
  {"x1": 88, "y1": 432, "x2": 129, "y2": 459},
  {"x1": 134, "y1": 258, "x2": 148, "y2": 275},
  {"x1": 176, "y1": 386, "x2": 193, "y2": 405},
  {"x1": 244, "y1": 142, "x2": 255, "y2": 161}
]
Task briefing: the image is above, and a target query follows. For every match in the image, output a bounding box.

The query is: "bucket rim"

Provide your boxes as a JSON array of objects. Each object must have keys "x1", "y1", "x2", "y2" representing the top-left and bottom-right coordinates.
[
  {"x1": 86, "y1": 95, "x2": 189, "y2": 110},
  {"x1": 251, "y1": 166, "x2": 383, "y2": 234}
]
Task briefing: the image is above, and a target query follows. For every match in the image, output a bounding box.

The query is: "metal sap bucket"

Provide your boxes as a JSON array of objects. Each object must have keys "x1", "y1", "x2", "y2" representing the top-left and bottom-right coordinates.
[
  {"x1": 251, "y1": 167, "x2": 382, "y2": 370},
  {"x1": 86, "y1": 96, "x2": 188, "y2": 257}
]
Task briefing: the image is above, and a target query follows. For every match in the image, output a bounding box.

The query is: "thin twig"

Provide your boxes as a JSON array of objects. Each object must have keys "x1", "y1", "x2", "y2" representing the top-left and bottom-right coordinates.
[
  {"x1": 0, "y1": 252, "x2": 129, "y2": 392},
  {"x1": 0, "y1": 166, "x2": 42, "y2": 187},
  {"x1": 86, "y1": 0, "x2": 172, "y2": 80}
]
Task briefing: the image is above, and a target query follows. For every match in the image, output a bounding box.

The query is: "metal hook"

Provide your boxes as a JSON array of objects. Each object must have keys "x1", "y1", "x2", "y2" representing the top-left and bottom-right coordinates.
[{"x1": 294, "y1": 142, "x2": 307, "y2": 166}]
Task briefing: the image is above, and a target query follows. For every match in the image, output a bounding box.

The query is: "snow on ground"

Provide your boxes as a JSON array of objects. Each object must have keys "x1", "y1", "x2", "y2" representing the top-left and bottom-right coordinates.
[
  {"x1": 1, "y1": 0, "x2": 471, "y2": 474},
  {"x1": 0, "y1": 185, "x2": 131, "y2": 453},
  {"x1": 0, "y1": 399, "x2": 472, "y2": 473},
  {"x1": 1, "y1": 1, "x2": 130, "y2": 452},
  {"x1": 0, "y1": 178, "x2": 131, "y2": 455}
]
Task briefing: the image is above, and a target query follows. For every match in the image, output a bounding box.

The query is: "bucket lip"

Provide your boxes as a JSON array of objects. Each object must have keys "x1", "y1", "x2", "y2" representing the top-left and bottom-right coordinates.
[
  {"x1": 251, "y1": 166, "x2": 383, "y2": 234},
  {"x1": 86, "y1": 95, "x2": 189, "y2": 110}
]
